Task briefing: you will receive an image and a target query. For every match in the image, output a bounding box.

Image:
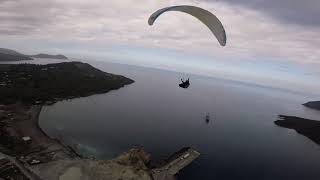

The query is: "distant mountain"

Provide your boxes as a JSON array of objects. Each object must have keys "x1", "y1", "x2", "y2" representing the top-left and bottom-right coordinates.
[
  {"x1": 31, "y1": 54, "x2": 68, "y2": 59},
  {"x1": 0, "y1": 48, "x2": 26, "y2": 56},
  {"x1": 0, "y1": 48, "x2": 69, "y2": 62},
  {"x1": 0, "y1": 48, "x2": 33, "y2": 61}
]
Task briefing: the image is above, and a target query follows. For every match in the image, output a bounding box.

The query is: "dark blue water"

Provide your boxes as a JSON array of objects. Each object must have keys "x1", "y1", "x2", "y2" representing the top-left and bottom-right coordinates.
[{"x1": 37, "y1": 60, "x2": 320, "y2": 180}]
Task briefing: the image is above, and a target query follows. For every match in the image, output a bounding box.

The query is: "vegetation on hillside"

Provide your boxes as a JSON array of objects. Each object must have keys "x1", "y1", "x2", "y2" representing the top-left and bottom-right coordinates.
[{"x1": 0, "y1": 62, "x2": 134, "y2": 104}]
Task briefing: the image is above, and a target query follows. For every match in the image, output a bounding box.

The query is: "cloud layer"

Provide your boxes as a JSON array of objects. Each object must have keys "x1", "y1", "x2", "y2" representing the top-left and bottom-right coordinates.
[{"x1": 0, "y1": 0, "x2": 319, "y2": 65}]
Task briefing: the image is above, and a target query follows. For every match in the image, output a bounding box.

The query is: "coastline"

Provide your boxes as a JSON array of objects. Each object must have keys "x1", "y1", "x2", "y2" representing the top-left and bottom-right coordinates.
[
  {"x1": 0, "y1": 61, "x2": 137, "y2": 179},
  {"x1": 0, "y1": 102, "x2": 164, "y2": 180},
  {"x1": 0, "y1": 102, "x2": 81, "y2": 179},
  {"x1": 0, "y1": 102, "x2": 194, "y2": 180},
  {"x1": 0, "y1": 103, "x2": 80, "y2": 160},
  {"x1": 303, "y1": 101, "x2": 320, "y2": 111},
  {"x1": 275, "y1": 115, "x2": 320, "y2": 145},
  {"x1": 0, "y1": 61, "x2": 198, "y2": 180}
]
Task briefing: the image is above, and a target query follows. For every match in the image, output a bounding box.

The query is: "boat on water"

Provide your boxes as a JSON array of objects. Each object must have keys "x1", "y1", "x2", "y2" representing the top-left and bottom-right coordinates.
[{"x1": 205, "y1": 113, "x2": 210, "y2": 123}]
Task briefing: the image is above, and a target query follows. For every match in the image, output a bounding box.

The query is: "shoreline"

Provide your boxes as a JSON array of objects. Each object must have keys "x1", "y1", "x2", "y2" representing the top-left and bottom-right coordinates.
[
  {"x1": 0, "y1": 102, "x2": 153, "y2": 180},
  {"x1": 0, "y1": 103, "x2": 80, "y2": 160},
  {"x1": 275, "y1": 115, "x2": 320, "y2": 145},
  {"x1": 33, "y1": 105, "x2": 84, "y2": 158},
  {"x1": 0, "y1": 61, "x2": 199, "y2": 179},
  {"x1": 0, "y1": 102, "x2": 196, "y2": 180},
  {"x1": 0, "y1": 61, "x2": 148, "y2": 179},
  {"x1": 0, "y1": 102, "x2": 81, "y2": 179},
  {"x1": 303, "y1": 101, "x2": 320, "y2": 111}
]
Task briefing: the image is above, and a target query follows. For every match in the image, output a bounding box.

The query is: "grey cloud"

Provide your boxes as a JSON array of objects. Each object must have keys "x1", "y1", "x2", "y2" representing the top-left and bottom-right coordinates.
[
  {"x1": 0, "y1": 0, "x2": 319, "y2": 66},
  {"x1": 0, "y1": 0, "x2": 70, "y2": 35},
  {"x1": 202, "y1": 0, "x2": 320, "y2": 26}
]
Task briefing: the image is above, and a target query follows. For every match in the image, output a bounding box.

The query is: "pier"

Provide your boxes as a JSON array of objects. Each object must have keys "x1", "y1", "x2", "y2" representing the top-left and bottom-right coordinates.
[{"x1": 151, "y1": 148, "x2": 200, "y2": 180}]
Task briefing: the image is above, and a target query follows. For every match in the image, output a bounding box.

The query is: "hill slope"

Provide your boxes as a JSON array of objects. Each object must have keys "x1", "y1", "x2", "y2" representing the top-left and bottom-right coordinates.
[
  {"x1": 0, "y1": 48, "x2": 33, "y2": 61},
  {"x1": 0, "y1": 62, "x2": 134, "y2": 104}
]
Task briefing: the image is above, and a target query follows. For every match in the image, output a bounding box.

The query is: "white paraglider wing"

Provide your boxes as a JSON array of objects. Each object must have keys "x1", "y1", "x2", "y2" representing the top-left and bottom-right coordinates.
[{"x1": 148, "y1": 5, "x2": 226, "y2": 46}]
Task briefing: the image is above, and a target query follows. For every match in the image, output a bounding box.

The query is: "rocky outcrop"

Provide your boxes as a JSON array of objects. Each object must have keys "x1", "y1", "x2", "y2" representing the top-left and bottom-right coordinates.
[{"x1": 34, "y1": 148, "x2": 152, "y2": 180}]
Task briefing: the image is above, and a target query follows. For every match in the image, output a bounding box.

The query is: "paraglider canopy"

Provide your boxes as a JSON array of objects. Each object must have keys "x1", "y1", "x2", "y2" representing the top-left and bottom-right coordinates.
[{"x1": 148, "y1": 5, "x2": 227, "y2": 46}]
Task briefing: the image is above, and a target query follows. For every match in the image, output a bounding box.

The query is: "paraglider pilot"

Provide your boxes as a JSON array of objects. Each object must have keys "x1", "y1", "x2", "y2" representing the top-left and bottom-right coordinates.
[{"x1": 179, "y1": 78, "x2": 190, "y2": 88}]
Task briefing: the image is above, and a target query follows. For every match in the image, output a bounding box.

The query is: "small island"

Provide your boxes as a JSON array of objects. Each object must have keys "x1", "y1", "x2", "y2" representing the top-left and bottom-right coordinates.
[
  {"x1": 275, "y1": 115, "x2": 320, "y2": 145},
  {"x1": 303, "y1": 101, "x2": 320, "y2": 111},
  {"x1": 30, "y1": 54, "x2": 68, "y2": 60}
]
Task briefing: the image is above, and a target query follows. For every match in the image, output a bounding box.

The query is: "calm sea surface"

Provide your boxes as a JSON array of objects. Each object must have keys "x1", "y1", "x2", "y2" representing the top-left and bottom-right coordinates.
[{"x1": 10, "y1": 59, "x2": 320, "y2": 180}]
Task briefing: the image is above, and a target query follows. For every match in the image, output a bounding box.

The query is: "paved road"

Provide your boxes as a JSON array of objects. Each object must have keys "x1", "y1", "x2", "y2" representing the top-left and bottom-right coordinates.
[{"x1": 0, "y1": 152, "x2": 42, "y2": 180}]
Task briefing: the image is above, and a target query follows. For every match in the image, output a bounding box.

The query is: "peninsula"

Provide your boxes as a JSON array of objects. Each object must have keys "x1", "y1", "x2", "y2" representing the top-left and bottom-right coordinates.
[
  {"x1": 0, "y1": 62, "x2": 134, "y2": 104},
  {"x1": 275, "y1": 115, "x2": 320, "y2": 145},
  {"x1": 303, "y1": 101, "x2": 320, "y2": 111}
]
